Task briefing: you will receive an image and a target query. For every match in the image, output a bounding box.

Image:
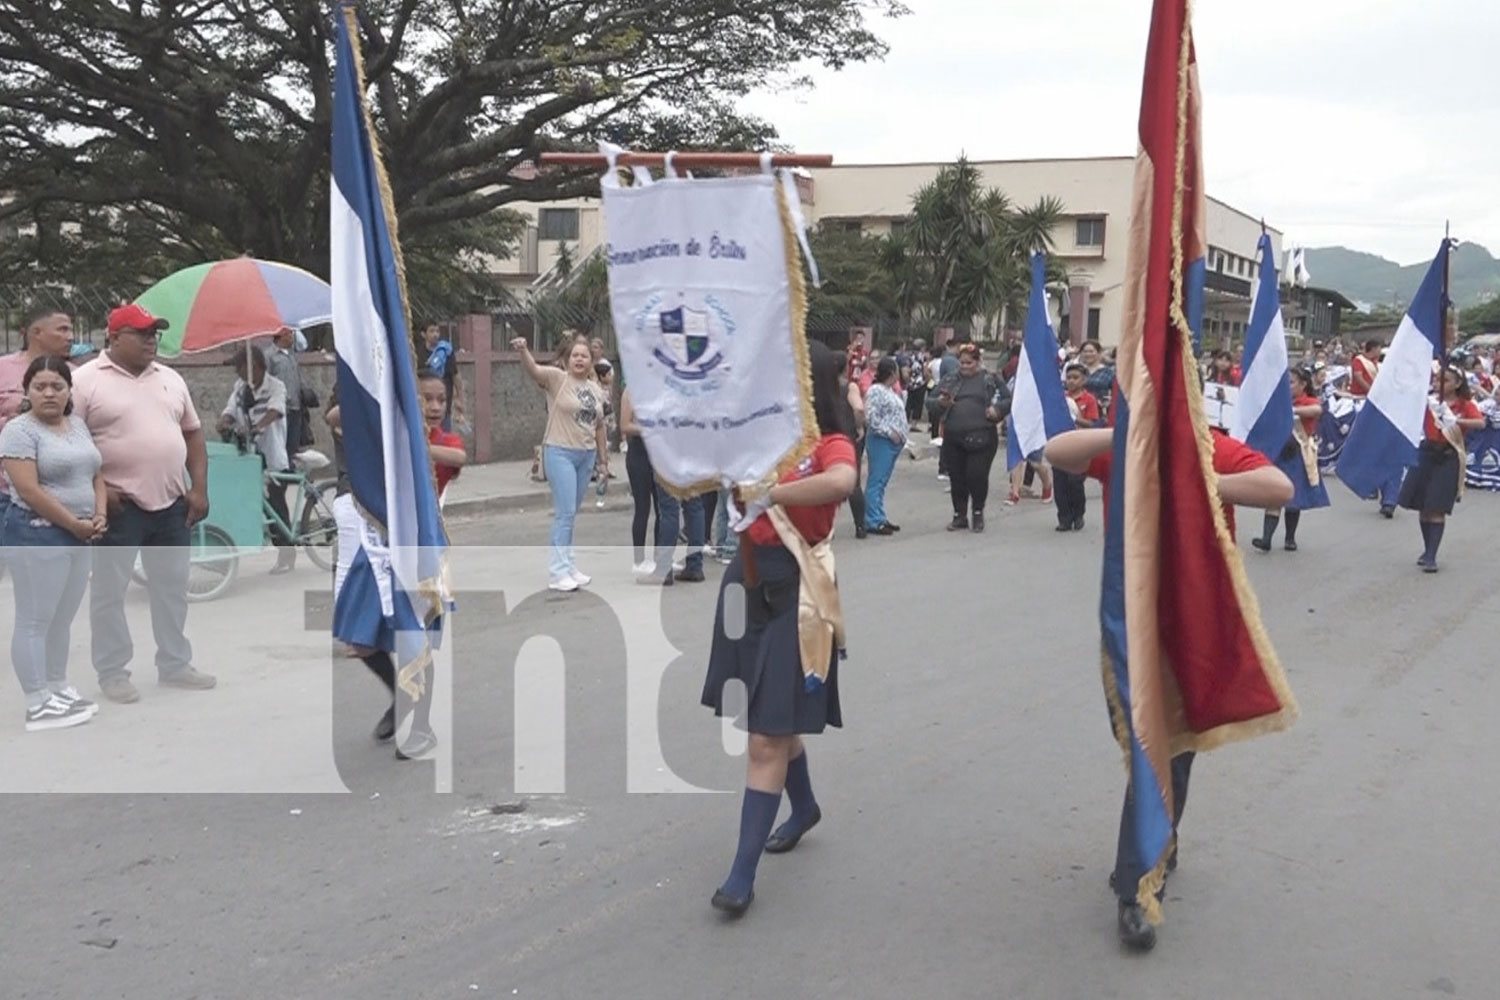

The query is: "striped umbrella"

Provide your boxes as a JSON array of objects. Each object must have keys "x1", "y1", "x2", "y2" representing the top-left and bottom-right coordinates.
[{"x1": 135, "y1": 258, "x2": 332, "y2": 357}]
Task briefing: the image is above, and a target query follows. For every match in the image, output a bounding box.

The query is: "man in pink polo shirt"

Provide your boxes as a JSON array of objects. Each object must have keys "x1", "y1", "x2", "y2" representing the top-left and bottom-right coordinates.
[
  {"x1": 0, "y1": 307, "x2": 77, "y2": 578},
  {"x1": 72, "y1": 304, "x2": 216, "y2": 703}
]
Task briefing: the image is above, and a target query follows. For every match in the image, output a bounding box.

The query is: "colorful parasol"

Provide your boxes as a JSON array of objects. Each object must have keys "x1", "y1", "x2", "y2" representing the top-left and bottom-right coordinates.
[{"x1": 135, "y1": 258, "x2": 332, "y2": 357}]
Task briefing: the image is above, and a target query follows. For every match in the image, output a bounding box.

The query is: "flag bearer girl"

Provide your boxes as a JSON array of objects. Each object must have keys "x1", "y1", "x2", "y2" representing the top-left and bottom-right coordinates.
[
  {"x1": 700, "y1": 340, "x2": 857, "y2": 917},
  {"x1": 1251, "y1": 367, "x2": 1330, "y2": 553},
  {"x1": 1400, "y1": 365, "x2": 1484, "y2": 573}
]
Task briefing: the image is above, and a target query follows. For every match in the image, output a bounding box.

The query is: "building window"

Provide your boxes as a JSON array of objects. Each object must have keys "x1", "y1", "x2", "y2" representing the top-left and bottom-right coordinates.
[
  {"x1": 1214, "y1": 250, "x2": 1226, "y2": 272},
  {"x1": 538, "y1": 208, "x2": 579, "y2": 241},
  {"x1": 1087, "y1": 307, "x2": 1101, "y2": 339},
  {"x1": 821, "y1": 218, "x2": 863, "y2": 235},
  {"x1": 889, "y1": 218, "x2": 908, "y2": 238},
  {"x1": 1075, "y1": 217, "x2": 1105, "y2": 247}
]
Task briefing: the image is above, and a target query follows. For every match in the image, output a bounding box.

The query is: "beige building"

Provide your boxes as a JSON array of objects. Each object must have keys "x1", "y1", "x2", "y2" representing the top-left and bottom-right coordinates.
[
  {"x1": 806, "y1": 157, "x2": 1280, "y2": 347},
  {"x1": 494, "y1": 157, "x2": 1280, "y2": 348}
]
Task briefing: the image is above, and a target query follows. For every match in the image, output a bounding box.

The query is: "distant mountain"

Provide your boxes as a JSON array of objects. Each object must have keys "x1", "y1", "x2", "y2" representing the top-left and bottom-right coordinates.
[{"x1": 1303, "y1": 242, "x2": 1500, "y2": 310}]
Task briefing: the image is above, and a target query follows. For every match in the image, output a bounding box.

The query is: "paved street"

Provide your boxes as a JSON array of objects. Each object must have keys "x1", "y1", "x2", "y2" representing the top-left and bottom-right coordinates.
[{"x1": 3, "y1": 455, "x2": 1497, "y2": 999}]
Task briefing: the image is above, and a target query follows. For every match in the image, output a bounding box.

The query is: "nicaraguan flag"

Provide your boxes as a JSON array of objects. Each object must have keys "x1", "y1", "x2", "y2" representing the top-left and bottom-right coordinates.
[
  {"x1": 1007, "y1": 252, "x2": 1076, "y2": 470},
  {"x1": 1335, "y1": 241, "x2": 1451, "y2": 498},
  {"x1": 331, "y1": 6, "x2": 450, "y2": 700},
  {"x1": 1230, "y1": 233, "x2": 1294, "y2": 461},
  {"x1": 1103, "y1": 0, "x2": 1296, "y2": 928}
]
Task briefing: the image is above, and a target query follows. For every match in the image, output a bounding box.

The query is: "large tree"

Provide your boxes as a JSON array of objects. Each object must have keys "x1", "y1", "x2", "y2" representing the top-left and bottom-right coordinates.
[{"x1": 0, "y1": 0, "x2": 905, "y2": 314}]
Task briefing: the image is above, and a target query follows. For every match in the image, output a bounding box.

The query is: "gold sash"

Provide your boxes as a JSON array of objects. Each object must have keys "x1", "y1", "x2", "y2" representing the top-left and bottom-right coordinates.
[
  {"x1": 765, "y1": 506, "x2": 846, "y2": 685},
  {"x1": 1292, "y1": 421, "x2": 1320, "y2": 486},
  {"x1": 1440, "y1": 422, "x2": 1467, "y2": 503}
]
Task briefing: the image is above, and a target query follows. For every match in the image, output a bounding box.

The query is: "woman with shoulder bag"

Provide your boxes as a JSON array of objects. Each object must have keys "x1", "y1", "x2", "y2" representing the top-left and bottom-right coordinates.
[{"x1": 936, "y1": 343, "x2": 1005, "y2": 533}]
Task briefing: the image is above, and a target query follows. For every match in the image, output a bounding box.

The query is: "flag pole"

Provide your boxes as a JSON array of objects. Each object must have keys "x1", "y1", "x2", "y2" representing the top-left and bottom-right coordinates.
[{"x1": 1441, "y1": 220, "x2": 1452, "y2": 369}]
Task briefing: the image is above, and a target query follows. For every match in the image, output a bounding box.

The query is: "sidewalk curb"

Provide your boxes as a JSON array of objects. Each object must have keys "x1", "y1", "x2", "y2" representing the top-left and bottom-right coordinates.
[{"x1": 444, "y1": 490, "x2": 633, "y2": 517}]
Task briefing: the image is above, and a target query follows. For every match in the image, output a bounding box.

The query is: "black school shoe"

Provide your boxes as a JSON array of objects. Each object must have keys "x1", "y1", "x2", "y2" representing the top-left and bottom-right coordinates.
[
  {"x1": 710, "y1": 887, "x2": 754, "y2": 917},
  {"x1": 947, "y1": 515, "x2": 968, "y2": 531},
  {"x1": 971, "y1": 513, "x2": 985, "y2": 533},
  {"x1": 373, "y1": 706, "x2": 395, "y2": 742},
  {"x1": 1117, "y1": 901, "x2": 1157, "y2": 951}
]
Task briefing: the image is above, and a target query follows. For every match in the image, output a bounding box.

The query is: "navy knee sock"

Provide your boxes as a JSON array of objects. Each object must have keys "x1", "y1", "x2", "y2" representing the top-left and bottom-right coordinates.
[
  {"x1": 362, "y1": 652, "x2": 396, "y2": 693},
  {"x1": 1422, "y1": 521, "x2": 1445, "y2": 562},
  {"x1": 1284, "y1": 510, "x2": 1300, "y2": 543},
  {"x1": 783, "y1": 751, "x2": 818, "y2": 826},
  {"x1": 721, "y1": 788, "x2": 781, "y2": 899}
]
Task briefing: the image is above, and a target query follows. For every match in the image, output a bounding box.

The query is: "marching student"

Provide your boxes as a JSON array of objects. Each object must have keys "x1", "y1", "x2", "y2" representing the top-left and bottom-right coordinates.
[
  {"x1": 1045, "y1": 425, "x2": 1293, "y2": 952},
  {"x1": 1401, "y1": 365, "x2": 1484, "y2": 573},
  {"x1": 1053, "y1": 363, "x2": 1102, "y2": 531},
  {"x1": 700, "y1": 340, "x2": 856, "y2": 917},
  {"x1": 1252, "y1": 367, "x2": 1330, "y2": 553},
  {"x1": 325, "y1": 375, "x2": 463, "y2": 759},
  {"x1": 1348, "y1": 339, "x2": 1403, "y2": 517}
]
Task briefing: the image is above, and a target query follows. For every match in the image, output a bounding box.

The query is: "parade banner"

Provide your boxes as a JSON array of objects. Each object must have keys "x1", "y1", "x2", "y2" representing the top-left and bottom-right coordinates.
[
  {"x1": 1103, "y1": 0, "x2": 1296, "y2": 926},
  {"x1": 600, "y1": 158, "x2": 818, "y2": 496}
]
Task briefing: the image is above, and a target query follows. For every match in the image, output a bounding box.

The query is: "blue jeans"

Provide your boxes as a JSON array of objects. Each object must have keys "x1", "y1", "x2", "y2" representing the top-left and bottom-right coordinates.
[
  {"x1": 654, "y1": 486, "x2": 705, "y2": 575},
  {"x1": 712, "y1": 487, "x2": 739, "y2": 559},
  {"x1": 543, "y1": 444, "x2": 594, "y2": 581},
  {"x1": 864, "y1": 435, "x2": 901, "y2": 529},
  {"x1": 91, "y1": 497, "x2": 194, "y2": 680},
  {"x1": 6, "y1": 505, "x2": 91, "y2": 705}
]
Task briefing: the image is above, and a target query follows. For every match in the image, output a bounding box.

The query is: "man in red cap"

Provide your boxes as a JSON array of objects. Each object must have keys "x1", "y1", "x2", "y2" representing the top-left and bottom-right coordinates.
[{"x1": 71, "y1": 304, "x2": 216, "y2": 703}]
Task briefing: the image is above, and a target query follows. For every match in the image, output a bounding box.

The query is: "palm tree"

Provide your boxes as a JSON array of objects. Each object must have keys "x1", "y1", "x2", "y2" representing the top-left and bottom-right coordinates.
[{"x1": 882, "y1": 156, "x2": 1067, "y2": 340}]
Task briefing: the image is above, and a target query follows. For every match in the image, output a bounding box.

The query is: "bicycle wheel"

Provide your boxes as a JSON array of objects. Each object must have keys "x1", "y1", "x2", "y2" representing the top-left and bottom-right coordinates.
[
  {"x1": 186, "y1": 523, "x2": 239, "y2": 602},
  {"x1": 299, "y1": 481, "x2": 339, "y2": 572}
]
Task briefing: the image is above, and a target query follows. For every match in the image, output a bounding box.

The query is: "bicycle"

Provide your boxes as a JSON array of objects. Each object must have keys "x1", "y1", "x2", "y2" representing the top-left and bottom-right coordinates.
[{"x1": 131, "y1": 450, "x2": 339, "y2": 602}]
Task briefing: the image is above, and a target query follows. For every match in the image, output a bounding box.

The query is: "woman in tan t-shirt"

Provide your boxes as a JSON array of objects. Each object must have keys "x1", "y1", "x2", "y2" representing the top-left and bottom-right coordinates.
[{"x1": 512, "y1": 334, "x2": 608, "y2": 592}]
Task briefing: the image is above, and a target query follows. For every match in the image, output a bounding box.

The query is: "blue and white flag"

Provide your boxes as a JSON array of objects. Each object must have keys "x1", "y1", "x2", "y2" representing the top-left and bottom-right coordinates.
[
  {"x1": 1336, "y1": 240, "x2": 1451, "y2": 498},
  {"x1": 331, "y1": 5, "x2": 449, "y2": 699},
  {"x1": 1007, "y1": 252, "x2": 1076, "y2": 470},
  {"x1": 1230, "y1": 233, "x2": 1293, "y2": 461}
]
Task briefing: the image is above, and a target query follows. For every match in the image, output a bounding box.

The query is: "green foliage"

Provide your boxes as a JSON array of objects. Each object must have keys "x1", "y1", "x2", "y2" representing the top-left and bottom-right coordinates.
[
  {"x1": 0, "y1": 0, "x2": 905, "y2": 317},
  {"x1": 1462, "y1": 297, "x2": 1500, "y2": 332},
  {"x1": 882, "y1": 156, "x2": 1066, "y2": 337},
  {"x1": 804, "y1": 226, "x2": 901, "y2": 330}
]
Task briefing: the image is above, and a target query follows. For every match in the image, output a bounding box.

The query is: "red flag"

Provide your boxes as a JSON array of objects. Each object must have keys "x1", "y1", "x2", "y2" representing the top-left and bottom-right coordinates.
[{"x1": 1101, "y1": 0, "x2": 1297, "y2": 922}]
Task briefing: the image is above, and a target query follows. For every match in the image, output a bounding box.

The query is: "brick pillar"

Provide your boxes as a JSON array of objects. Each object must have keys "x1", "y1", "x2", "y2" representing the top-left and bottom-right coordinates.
[
  {"x1": 1068, "y1": 284, "x2": 1090, "y2": 347},
  {"x1": 457, "y1": 313, "x2": 494, "y2": 463}
]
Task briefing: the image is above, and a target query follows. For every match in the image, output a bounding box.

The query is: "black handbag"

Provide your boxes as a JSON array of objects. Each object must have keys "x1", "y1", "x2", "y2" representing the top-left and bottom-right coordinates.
[{"x1": 960, "y1": 427, "x2": 996, "y2": 452}]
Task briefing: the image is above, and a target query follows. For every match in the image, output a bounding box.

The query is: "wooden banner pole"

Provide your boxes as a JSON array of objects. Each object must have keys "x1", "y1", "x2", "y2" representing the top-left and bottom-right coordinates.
[{"x1": 538, "y1": 152, "x2": 833, "y2": 169}]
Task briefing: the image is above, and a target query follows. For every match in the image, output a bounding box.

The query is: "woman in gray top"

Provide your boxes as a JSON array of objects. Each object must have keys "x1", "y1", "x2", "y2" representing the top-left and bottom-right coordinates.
[{"x1": 0, "y1": 355, "x2": 106, "y2": 731}]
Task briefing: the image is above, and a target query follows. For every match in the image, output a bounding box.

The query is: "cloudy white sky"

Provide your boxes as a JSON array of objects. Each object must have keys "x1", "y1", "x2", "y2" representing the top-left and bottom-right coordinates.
[{"x1": 743, "y1": 0, "x2": 1497, "y2": 265}]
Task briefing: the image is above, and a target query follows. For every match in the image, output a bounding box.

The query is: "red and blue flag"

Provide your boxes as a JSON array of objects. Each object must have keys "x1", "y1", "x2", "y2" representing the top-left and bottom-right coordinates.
[{"x1": 1102, "y1": 0, "x2": 1298, "y2": 925}]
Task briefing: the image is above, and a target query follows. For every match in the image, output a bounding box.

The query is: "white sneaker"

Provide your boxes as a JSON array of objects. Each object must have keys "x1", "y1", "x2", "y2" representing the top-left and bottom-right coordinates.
[
  {"x1": 937, "y1": 473, "x2": 949, "y2": 482},
  {"x1": 570, "y1": 571, "x2": 592, "y2": 588},
  {"x1": 548, "y1": 577, "x2": 579, "y2": 593},
  {"x1": 50, "y1": 685, "x2": 99, "y2": 717},
  {"x1": 25, "y1": 696, "x2": 94, "y2": 732}
]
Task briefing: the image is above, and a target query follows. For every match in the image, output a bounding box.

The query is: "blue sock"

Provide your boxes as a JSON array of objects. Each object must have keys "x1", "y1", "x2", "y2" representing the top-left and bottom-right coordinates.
[
  {"x1": 721, "y1": 788, "x2": 781, "y2": 900},
  {"x1": 784, "y1": 751, "x2": 818, "y2": 825},
  {"x1": 1423, "y1": 521, "x2": 1444, "y2": 563}
]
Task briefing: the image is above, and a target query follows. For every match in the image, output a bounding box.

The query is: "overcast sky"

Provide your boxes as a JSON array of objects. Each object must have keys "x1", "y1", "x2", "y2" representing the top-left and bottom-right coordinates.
[{"x1": 743, "y1": 0, "x2": 1497, "y2": 265}]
